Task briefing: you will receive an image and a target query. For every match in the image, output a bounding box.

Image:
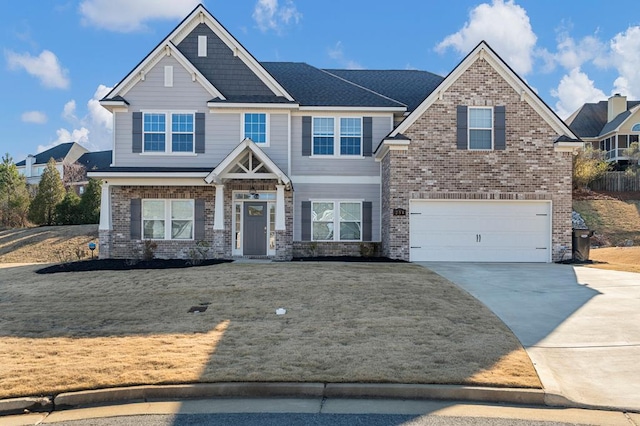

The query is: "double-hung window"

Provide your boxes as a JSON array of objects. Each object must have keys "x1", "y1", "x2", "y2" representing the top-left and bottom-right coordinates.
[
  {"x1": 312, "y1": 201, "x2": 362, "y2": 241},
  {"x1": 468, "y1": 107, "x2": 493, "y2": 150},
  {"x1": 142, "y1": 199, "x2": 194, "y2": 240},
  {"x1": 340, "y1": 118, "x2": 362, "y2": 155},
  {"x1": 313, "y1": 117, "x2": 334, "y2": 155},
  {"x1": 143, "y1": 112, "x2": 195, "y2": 153},
  {"x1": 244, "y1": 113, "x2": 267, "y2": 144}
]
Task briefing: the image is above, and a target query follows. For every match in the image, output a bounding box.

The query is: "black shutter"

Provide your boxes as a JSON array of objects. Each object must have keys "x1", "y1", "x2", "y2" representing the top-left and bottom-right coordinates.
[
  {"x1": 194, "y1": 199, "x2": 205, "y2": 240},
  {"x1": 456, "y1": 106, "x2": 468, "y2": 150},
  {"x1": 362, "y1": 201, "x2": 372, "y2": 241},
  {"x1": 302, "y1": 116, "x2": 312, "y2": 156},
  {"x1": 132, "y1": 112, "x2": 142, "y2": 153},
  {"x1": 195, "y1": 113, "x2": 205, "y2": 154},
  {"x1": 130, "y1": 199, "x2": 141, "y2": 239},
  {"x1": 494, "y1": 106, "x2": 506, "y2": 150},
  {"x1": 301, "y1": 201, "x2": 311, "y2": 241},
  {"x1": 363, "y1": 117, "x2": 373, "y2": 157}
]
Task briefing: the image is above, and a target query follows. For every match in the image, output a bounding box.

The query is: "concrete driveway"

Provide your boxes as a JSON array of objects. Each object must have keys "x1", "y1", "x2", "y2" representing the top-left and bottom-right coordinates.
[{"x1": 418, "y1": 262, "x2": 640, "y2": 412}]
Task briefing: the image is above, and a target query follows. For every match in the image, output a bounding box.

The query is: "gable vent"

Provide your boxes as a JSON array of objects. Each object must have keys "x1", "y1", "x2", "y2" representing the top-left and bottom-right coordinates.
[{"x1": 198, "y1": 35, "x2": 207, "y2": 57}]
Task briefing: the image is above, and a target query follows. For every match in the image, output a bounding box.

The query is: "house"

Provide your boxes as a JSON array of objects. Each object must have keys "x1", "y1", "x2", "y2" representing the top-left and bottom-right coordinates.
[
  {"x1": 70, "y1": 150, "x2": 113, "y2": 195},
  {"x1": 566, "y1": 94, "x2": 640, "y2": 167},
  {"x1": 90, "y1": 4, "x2": 580, "y2": 262},
  {"x1": 15, "y1": 142, "x2": 88, "y2": 185}
]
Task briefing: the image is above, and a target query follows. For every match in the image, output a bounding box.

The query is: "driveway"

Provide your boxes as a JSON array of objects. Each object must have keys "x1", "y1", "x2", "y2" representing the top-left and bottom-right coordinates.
[{"x1": 418, "y1": 262, "x2": 640, "y2": 412}]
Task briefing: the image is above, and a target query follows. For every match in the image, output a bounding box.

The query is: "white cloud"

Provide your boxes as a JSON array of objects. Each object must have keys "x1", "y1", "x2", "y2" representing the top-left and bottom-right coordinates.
[
  {"x1": 551, "y1": 68, "x2": 606, "y2": 119},
  {"x1": 554, "y1": 33, "x2": 607, "y2": 71},
  {"x1": 436, "y1": 0, "x2": 537, "y2": 75},
  {"x1": 253, "y1": 0, "x2": 301, "y2": 33},
  {"x1": 79, "y1": 0, "x2": 199, "y2": 33},
  {"x1": 21, "y1": 111, "x2": 48, "y2": 124},
  {"x1": 610, "y1": 26, "x2": 640, "y2": 98},
  {"x1": 328, "y1": 41, "x2": 363, "y2": 70},
  {"x1": 49, "y1": 85, "x2": 113, "y2": 152},
  {"x1": 6, "y1": 50, "x2": 70, "y2": 89}
]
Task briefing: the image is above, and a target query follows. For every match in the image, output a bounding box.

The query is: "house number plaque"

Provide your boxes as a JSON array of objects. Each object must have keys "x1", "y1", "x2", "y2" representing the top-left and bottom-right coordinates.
[{"x1": 393, "y1": 208, "x2": 407, "y2": 216}]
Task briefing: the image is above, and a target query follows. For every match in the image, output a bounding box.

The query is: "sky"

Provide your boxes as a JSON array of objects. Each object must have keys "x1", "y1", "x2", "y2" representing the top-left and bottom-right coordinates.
[{"x1": 1, "y1": 0, "x2": 639, "y2": 163}]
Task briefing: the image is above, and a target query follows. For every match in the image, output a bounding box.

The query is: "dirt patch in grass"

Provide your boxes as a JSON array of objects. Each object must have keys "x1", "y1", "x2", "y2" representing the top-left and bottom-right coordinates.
[
  {"x1": 0, "y1": 225, "x2": 99, "y2": 264},
  {"x1": 0, "y1": 262, "x2": 540, "y2": 399},
  {"x1": 586, "y1": 247, "x2": 640, "y2": 273}
]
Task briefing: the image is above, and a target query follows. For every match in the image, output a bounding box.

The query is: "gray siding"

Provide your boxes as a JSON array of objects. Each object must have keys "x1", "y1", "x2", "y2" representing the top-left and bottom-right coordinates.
[
  {"x1": 291, "y1": 115, "x2": 391, "y2": 176},
  {"x1": 266, "y1": 113, "x2": 288, "y2": 173},
  {"x1": 177, "y1": 23, "x2": 276, "y2": 99},
  {"x1": 293, "y1": 183, "x2": 381, "y2": 241},
  {"x1": 209, "y1": 112, "x2": 241, "y2": 160}
]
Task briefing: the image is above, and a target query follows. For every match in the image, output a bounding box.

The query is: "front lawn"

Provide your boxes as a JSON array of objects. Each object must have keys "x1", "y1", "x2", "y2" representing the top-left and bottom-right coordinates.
[{"x1": 0, "y1": 262, "x2": 540, "y2": 399}]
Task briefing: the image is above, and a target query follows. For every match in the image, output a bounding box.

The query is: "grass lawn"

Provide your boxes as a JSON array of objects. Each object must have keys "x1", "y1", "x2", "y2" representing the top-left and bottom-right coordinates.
[
  {"x1": 0, "y1": 225, "x2": 98, "y2": 263},
  {"x1": 588, "y1": 247, "x2": 640, "y2": 273},
  {"x1": 0, "y1": 262, "x2": 540, "y2": 399}
]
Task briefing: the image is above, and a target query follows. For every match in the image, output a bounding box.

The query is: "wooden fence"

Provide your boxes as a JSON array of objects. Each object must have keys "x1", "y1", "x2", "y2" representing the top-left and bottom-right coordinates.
[{"x1": 590, "y1": 172, "x2": 640, "y2": 192}]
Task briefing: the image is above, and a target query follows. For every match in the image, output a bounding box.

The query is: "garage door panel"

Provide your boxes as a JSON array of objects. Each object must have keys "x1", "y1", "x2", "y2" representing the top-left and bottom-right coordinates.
[{"x1": 409, "y1": 200, "x2": 551, "y2": 262}]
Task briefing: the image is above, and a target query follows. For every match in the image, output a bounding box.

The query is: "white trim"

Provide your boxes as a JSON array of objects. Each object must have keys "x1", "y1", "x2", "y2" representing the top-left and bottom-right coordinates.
[
  {"x1": 310, "y1": 200, "x2": 363, "y2": 242},
  {"x1": 142, "y1": 199, "x2": 195, "y2": 241},
  {"x1": 99, "y1": 183, "x2": 111, "y2": 231},
  {"x1": 311, "y1": 116, "x2": 364, "y2": 158},
  {"x1": 164, "y1": 66, "x2": 173, "y2": 87},
  {"x1": 291, "y1": 175, "x2": 380, "y2": 185},
  {"x1": 88, "y1": 172, "x2": 207, "y2": 178},
  {"x1": 276, "y1": 185, "x2": 285, "y2": 230},
  {"x1": 467, "y1": 106, "x2": 494, "y2": 150},
  {"x1": 389, "y1": 42, "x2": 578, "y2": 141},
  {"x1": 208, "y1": 102, "x2": 299, "y2": 110},
  {"x1": 140, "y1": 111, "x2": 197, "y2": 154},
  {"x1": 554, "y1": 141, "x2": 583, "y2": 153},
  {"x1": 298, "y1": 106, "x2": 406, "y2": 112},
  {"x1": 87, "y1": 177, "x2": 210, "y2": 187},
  {"x1": 214, "y1": 185, "x2": 224, "y2": 230}
]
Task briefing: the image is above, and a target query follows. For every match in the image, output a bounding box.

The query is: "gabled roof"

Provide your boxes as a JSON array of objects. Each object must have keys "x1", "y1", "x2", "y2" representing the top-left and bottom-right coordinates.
[
  {"x1": 15, "y1": 142, "x2": 78, "y2": 166},
  {"x1": 102, "y1": 4, "x2": 293, "y2": 104},
  {"x1": 378, "y1": 41, "x2": 579, "y2": 157},
  {"x1": 77, "y1": 151, "x2": 113, "y2": 171},
  {"x1": 261, "y1": 62, "x2": 406, "y2": 109},
  {"x1": 324, "y1": 69, "x2": 444, "y2": 112},
  {"x1": 567, "y1": 100, "x2": 640, "y2": 138}
]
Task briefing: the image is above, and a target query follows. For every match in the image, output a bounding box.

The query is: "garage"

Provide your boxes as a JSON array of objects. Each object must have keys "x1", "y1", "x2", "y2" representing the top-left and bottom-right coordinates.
[{"x1": 409, "y1": 200, "x2": 551, "y2": 262}]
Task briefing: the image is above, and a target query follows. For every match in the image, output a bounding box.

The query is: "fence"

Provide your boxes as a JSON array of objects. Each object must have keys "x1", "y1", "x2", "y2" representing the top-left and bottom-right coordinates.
[{"x1": 590, "y1": 172, "x2": 640, "y2": 192}]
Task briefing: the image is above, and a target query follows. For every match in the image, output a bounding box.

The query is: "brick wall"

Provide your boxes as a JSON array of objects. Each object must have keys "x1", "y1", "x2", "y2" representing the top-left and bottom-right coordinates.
[
  {"x1": 292, "y1": 241, "x2": 380, "y2": 258},
  {"x1": 383, "y1": 58, "x2": 573, "y2": 261}
]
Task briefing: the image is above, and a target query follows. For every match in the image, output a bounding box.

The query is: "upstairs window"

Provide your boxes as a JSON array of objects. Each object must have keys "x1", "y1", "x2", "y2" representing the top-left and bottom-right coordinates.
[
  {"x1": 244, "y1": 113, "x2": 267, "y2": 144},
  {"x1": 340, "y1": 118, "x2": 362, "y2": 155},
  {"x1": 313, "y1": 117, "x2": 335, "y2": 155},
  {"x1": 468, "y1": 107, "x2": 493, "y2": 150},
  {"x1": 143, "y1": 112, "x2": 194, "y2": 153}
]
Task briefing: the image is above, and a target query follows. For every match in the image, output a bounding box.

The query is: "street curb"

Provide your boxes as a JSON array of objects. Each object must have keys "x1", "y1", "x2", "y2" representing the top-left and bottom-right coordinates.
[{"x1": 0, "y1": 383, "x2": 549, "y2": 415}]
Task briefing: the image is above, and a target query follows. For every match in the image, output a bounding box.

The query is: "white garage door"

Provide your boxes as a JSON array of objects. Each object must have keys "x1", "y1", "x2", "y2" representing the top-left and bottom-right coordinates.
[{"x1": 409, "y1": 200, "x2": 551, "y2": 262}]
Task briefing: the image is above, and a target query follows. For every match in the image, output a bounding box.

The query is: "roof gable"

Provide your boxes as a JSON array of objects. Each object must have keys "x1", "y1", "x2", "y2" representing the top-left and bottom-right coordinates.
[
  {"x1": 385, "y1": 41, "x2": 577, "y2": 146},
  {"x1": 16, "y1": 142, "x2": 84, "y2": 166},
  {"x1": 103, "y1": 4, "x2": 293, "y2": 103}
]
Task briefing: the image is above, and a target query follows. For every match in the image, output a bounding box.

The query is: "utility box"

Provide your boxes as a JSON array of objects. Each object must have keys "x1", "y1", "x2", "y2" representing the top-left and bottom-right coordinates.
[{"x1": 572, "y1": 229, "x2": 594, "y2": 262}]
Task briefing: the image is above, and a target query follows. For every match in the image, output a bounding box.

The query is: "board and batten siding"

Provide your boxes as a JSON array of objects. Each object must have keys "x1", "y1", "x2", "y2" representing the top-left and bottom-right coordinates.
[
  {"x1": 293, "y1": 183, "x2": 381, "y2": 241},
  {"x1": 290, "y1": 115, "x2": 391, "y2": 176}
]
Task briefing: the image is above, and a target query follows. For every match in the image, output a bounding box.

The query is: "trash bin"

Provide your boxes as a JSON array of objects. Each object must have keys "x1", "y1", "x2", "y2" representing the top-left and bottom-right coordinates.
[{"x1": 572, "y1": 229, "x2": 594, "y2": 261}]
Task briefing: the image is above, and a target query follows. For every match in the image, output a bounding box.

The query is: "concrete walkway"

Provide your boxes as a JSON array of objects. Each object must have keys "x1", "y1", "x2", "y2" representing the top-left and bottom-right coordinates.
[{"x1": 418, "y1": 262, "x2": 640, "y2": 412}]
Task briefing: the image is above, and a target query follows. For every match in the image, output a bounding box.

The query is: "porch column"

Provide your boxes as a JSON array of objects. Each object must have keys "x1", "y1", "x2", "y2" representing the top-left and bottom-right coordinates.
[
  {"x1": 99, "y1": 183, "x2": 111, "y2": 230},
  {"x1": 214, "y1": 184, "x2": 225, "y2": 230},
  {"x1": 276, "y1": 184, "x2": 285, "y2": 230}
]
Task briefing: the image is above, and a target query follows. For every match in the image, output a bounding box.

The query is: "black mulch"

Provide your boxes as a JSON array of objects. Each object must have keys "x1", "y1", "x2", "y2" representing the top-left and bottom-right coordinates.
[
  {"x1": 292, "y1": 256, "x2": 406, "y2": 263},
  {"x1": 36, "y1": 258, "x2": 233, "y2": 274}
]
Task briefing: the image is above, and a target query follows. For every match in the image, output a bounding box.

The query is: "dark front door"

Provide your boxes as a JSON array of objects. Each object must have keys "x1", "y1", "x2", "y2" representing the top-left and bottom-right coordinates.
[{"x1": 243, "y1": 202, "x2": 267, "y2": 255}]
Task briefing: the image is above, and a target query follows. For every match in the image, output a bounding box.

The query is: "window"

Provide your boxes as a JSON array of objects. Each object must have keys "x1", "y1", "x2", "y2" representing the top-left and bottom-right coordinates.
[
  {"x1": 632, "y1": 123, "x2": 640, "y2": 132},
  {"x1": 142, "y1": 199, "x2": 194, "y2": 240},
  {"x1": 312, "y1": 201, "x2": 361, "y2": 241},
  {"x1": 340, "y1": 118, "x2": 362, "y2": 155},
  {"x1": 244, "y1": 113, "x2": 267, "y2": 144},
  {"x1": 143, "y1": 112, "x2": 194, "y2": 153},
  {"x1": 313, "y1": 117, "x2": 334, "y2": 155},
  {"x1": 468, "y1": 107, "x2": 493, "y2": 150}
]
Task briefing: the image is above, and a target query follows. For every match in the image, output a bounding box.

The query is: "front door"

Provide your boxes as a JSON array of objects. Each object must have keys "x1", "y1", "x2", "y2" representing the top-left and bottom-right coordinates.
[{"x1": 243, "y1": 202, "x2": 267, "y2": 255}]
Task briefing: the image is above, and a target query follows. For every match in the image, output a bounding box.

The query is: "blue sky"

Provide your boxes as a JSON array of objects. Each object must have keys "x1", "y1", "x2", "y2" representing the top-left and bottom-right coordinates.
[{"x1": 1, "y1": 0, "x2": 639, "y2": 162}]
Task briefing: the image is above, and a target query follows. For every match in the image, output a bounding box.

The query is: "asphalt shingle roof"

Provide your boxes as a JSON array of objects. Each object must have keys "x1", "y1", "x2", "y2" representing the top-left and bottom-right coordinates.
[
  {"x1": 15, "y1": 142, "x2": 76, "y2": 167},
  {"x1": 77, "y1": 151, "x2": 112, "y2": 171},
  {"x1": 568, "y1": 100, "x2": 640, "y2": 138},
  {"x1": 324, "y1": 69, "x2": 444, "y2": 112},
  {"x1": 261, "y1": 62, "x2": 407, "y2": 108}
]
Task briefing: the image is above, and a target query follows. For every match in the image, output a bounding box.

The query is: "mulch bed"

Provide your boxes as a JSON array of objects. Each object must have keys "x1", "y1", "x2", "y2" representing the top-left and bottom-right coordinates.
[{"x1": 36, "y1": 258, "x2": 233, "y2": 274}]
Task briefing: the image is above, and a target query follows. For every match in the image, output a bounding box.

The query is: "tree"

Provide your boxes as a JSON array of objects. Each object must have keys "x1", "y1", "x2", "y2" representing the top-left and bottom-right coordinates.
[
  {"x1": 0, "y1": 153, "x2": 31, "y2": 228},
  {"x1": 55, "y1": 189, "x2": 82, "y2": 225},
  {"x1": 28, "y1": 158, "x2": 65, "y2": 225},
  {"x1": 78, "y1": 178, "x2": 102, "y2": 224},
  {"x1": 573, "y1": 145, "x2": 610, "y2": 190},
  {"x1": 623, "y1": 142, "x2": 640, "y2": 176}
]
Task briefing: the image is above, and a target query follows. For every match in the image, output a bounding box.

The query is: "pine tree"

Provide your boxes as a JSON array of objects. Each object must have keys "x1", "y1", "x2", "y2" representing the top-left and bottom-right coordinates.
[
  {"x1": 0, "y1": 153, "x2": 31, "y2": 228},
  {"x1": 55, "y1": 189, "x2": 82, "y2": 225},
  {"x1": 79, "y1": 178, "x2": 102, "y2": 224},
  {"x1": 28, "y1": 158, "x2": 65, "y2": 225}
]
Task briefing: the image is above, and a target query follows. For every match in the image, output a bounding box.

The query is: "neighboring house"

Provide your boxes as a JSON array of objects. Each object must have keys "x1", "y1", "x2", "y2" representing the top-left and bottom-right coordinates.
[
  {"x1": 90, "y1": 4, "x2": 580, "y2": 263},
  {"x1": 566, "y1": 94, "x2": 640, "y2": 167},
  {"x1": 69, "y1": 150, "x2": 113, "y2": 195},
  {"x1": 15, "y1": 142, "x2": 88, "y2": 185}
]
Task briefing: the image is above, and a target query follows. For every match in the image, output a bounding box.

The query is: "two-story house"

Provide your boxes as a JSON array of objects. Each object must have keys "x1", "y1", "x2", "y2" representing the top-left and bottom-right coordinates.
[
  {"x1": 566, "y1": 93, "x2": 640, "y2": 167},
  {"x1": 16, "y1": 142, "x2": 88, "y2": 185},
  {"x1": 91, "y1": 4, "x2": 580, "y2": 262}
]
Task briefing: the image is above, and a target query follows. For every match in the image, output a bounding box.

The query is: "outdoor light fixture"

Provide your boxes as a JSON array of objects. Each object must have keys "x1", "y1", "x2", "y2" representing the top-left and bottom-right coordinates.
[
  {"x1": 88, "y1": 241, "x2": 96, "y2": 259},
  {"x1": 249, "y1": 186, "x2": 258, "y2": 199}
]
